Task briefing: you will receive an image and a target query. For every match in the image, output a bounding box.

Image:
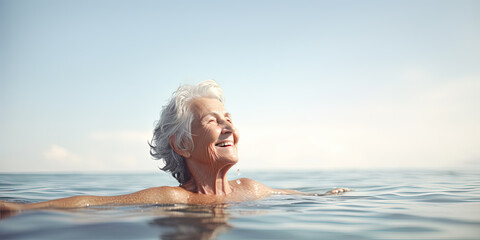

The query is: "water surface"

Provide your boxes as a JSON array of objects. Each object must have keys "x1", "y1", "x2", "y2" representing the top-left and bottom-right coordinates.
[{"x1": 1, "y1": 170, "x2": 479, "y2": 239}]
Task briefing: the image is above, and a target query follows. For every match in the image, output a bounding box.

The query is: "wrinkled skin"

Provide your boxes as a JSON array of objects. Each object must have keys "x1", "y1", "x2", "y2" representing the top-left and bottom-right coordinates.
[
  {"x1": 178, "y1": 98, "x2": 239, "y2": 195},
  {"x1": 0, "y1": 98, "x2": 350, "y2": 216}
]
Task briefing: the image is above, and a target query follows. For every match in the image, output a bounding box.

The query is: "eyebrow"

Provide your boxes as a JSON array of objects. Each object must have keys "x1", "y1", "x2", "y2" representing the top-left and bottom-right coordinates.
[{"x1": 201, "y1": 112, "x2": 232, "y2": 120}]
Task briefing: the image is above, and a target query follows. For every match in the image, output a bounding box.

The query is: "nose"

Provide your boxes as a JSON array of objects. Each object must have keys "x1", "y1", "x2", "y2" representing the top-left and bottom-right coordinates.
[{"x1": 220, "y1": 119, "x2": 234, "y2": 134}]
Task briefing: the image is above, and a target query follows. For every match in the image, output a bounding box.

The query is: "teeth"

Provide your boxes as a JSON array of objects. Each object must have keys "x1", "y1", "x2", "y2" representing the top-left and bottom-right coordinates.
[{"x1": 217, "y1": 142, "x2": 233, "y2": 147}]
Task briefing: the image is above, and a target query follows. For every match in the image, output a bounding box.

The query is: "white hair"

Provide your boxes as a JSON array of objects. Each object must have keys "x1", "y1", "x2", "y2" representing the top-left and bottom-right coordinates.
[{"x1": 149, "y1": 80, "x2": 225, "y2": 184}]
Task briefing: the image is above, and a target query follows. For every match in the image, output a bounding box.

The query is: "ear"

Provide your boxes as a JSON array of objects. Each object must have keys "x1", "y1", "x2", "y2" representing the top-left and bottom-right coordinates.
[{"x1": 169, "y1": 135, "x2": 191, "y2": 159}]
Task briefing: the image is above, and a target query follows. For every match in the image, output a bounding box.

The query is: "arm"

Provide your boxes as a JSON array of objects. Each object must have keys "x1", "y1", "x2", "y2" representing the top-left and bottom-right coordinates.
[
  {"x1": 1, "y1": 186, "x2": 179, "y2": 212},
  {"x1": 273, "y1": 187, "x2": 352, "y2": 196},
  {"x1": 323, "y1": 188, "x2": 351, "y2": 195},
  {"x1": 237, "y1": 178, "x2": 351, "y2": 197}
]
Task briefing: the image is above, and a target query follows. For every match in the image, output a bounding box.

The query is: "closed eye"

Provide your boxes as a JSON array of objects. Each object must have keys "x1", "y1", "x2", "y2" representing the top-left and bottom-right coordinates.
[
  {"x1": 225, "y1": 113, "x2": 233, "y2": 123},
  {"x1": 207, "y1": 116, "x2": 220, "y2": 124}
]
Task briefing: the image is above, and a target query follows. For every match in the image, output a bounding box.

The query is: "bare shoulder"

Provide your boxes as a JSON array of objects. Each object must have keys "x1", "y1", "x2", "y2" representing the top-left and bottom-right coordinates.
[
  {"x1": 132, "y1": 186, "x2": 189, "y2": 204},
  {"x1": 230, "y1": 178, "x2": 275, "y2": 197},
  {"x1": 230, "y1": 178, "x2": 306, "y2": 196},
  {"x1": 231, "y1": 178, "x2": 266, "y2": 188}
]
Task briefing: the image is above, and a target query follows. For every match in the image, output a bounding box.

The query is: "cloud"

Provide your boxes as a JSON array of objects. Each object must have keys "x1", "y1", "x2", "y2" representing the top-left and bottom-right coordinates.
[
  {"x1": 23, "y1": 130, "x2": 156, "y2": 172},
  {"x1": 43, "y1": 144, "x2": 106, "y2": 171},
  {"x1": 86, "y1": 130, "x2": 155, "y2": 172},
  {"x1": 43, "y1": 144, "x2": 81, "y2": 163}
]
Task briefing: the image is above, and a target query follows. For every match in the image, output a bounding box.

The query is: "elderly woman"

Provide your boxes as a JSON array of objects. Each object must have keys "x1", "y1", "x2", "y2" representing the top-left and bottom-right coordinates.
[{"x1": 1, "y1": 80, "x2": 348, "y2": 212}]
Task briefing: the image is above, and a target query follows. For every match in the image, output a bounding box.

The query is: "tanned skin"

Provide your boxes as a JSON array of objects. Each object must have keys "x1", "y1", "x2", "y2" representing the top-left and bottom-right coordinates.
[{"x1": 0, "y1": 98, "x2": 349, "y2": 214}]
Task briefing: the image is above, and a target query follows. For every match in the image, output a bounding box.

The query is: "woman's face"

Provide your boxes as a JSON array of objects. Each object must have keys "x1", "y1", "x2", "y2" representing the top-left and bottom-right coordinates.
[{"x1": 187, "y1": 97, "x2": 239, "y2": 166}]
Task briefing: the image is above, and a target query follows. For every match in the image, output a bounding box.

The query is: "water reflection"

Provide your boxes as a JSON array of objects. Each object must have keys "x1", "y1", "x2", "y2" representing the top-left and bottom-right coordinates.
[
  {"x1": 149, "y1": 204, "x2": 232, "y2": 240},
  {"x1": 0, "y1": 209, "x2": 18, "y2": 220}
]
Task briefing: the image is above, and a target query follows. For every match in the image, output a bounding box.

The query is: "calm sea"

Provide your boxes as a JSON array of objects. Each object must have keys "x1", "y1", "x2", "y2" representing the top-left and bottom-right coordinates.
[{"x1": 0, "y1": 170, "x2": 479, "y2": 239}]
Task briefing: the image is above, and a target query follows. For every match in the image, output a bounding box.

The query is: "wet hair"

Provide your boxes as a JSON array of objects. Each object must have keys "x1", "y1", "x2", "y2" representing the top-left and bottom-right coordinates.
[{"x1": 149, "y1": 80, "x2": 225, "y2": 184}]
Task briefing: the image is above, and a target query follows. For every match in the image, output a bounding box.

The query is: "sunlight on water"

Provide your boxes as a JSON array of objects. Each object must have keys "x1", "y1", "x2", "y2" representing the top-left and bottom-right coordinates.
[{"x1": 1, "y1": 170, "x2": 479, "y2": 240}]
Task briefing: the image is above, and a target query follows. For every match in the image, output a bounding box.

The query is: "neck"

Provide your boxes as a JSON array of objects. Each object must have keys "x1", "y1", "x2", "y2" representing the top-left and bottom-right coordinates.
[{"x1": 182, "y1": 160, "x2": 234, "y2": 195}]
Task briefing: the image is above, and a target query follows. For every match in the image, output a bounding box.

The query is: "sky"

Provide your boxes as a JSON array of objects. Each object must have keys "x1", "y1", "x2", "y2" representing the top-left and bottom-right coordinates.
[{"x1": 0, "y1": 0, "x2": 479, "y2": 173}]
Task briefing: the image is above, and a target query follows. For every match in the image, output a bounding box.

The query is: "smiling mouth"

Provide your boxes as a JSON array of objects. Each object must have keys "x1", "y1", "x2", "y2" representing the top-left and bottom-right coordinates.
[{"x1": 215, "y1": 141, "x2": 233, "y2": 147}]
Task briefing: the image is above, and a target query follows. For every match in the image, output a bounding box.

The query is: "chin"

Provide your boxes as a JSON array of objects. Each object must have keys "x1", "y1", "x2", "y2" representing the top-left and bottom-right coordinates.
[
  {"x1": 222, "y1": 156, "x2": 239, "y2": 165},
  {"x1": 229, "y1": 158, "x2": 239, "y2": 164},
  {"x1": 213, "y1": 146, "x2": 239, "y2": 165}
]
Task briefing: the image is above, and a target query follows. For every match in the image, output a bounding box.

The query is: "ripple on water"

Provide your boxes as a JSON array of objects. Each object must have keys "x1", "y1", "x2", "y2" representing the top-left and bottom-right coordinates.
[{"x1": 1, "y1": 170, "x2": 480, "y2": 240}]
